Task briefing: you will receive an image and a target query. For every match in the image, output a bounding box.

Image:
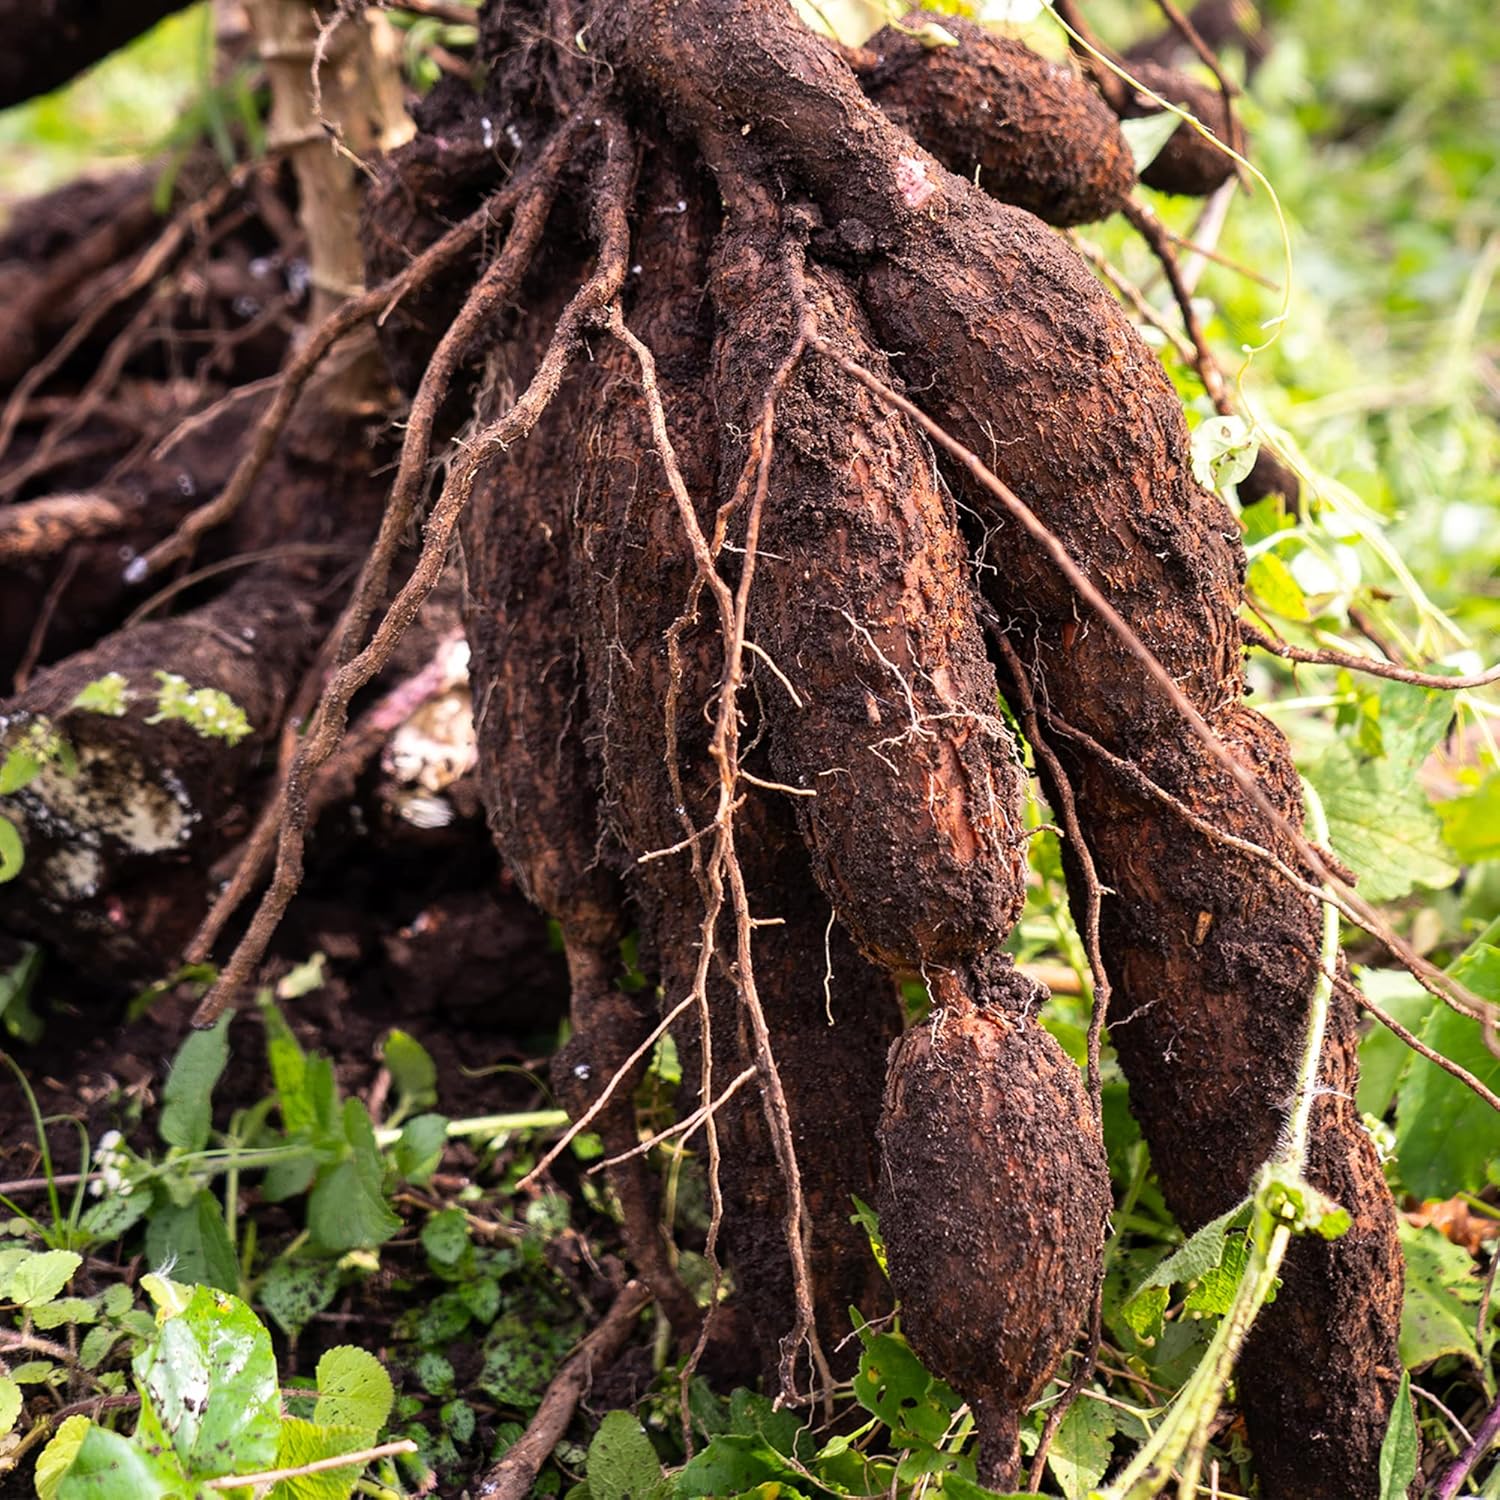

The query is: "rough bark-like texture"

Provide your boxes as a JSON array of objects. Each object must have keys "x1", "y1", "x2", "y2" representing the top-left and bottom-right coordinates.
[
  {"x1": 859, "y1": 15, "x2": 1134, "y2": 226},
  {"x1": 880, "y1": 962, "x2": 1108, "y2": 1489},
  {"x1": 1113, "y1": 59, "x2": 1242, "y2": 197},
  {"x1": 567, "y1": 144, "x2": 900, "y2": 1377},
  {"x1": 462, "y1": 265, "x2": 702, "y2": 1341},
  {"x1": 598, "y1": 5, "x2": 1401, "y2": 1491},
  {"x1": 717, "y1": 248, "x2": 1028, "y2": 971},
  {"x1": 0, "y1": 0, "x2": 192, "y2": 110},
  {"x1": 0, "y1": 570, "x2": 312, "y2": 979}
]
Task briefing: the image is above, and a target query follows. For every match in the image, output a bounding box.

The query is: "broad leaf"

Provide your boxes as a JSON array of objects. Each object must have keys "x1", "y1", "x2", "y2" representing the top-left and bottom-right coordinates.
[
  {"x1": 587, "y1": 1411, "x2": 664, "y2": 1500},
  {"x1": 314, "y1": 1346, "x2": 394, "y2": 1433},
  {"x1": 1393, "y1": 945, "x2": 1500, "y2": 1198},
  {"x1": 307, "y1": 1100, "x2": 400, "y2": 1253},
  {"x1": 1047, "y1": 1396, "x2": 1119, "y2": 1500},
  {"x1": 267, "y1": 1417, "x2": 371, "y2": 1500},
  {"x1": 5, "y1": 1249, "x2": 82, "y2": 1306},
  {"x1": 145, "y1": 1191, "x2": 238, "y2": 1292},
  {"x1": 1397, "y1": 1222, "x2": 1481, "y2": 1368},
  {"x1": 55, "y1": 1422, "x2": 189, "y2": 1499},
  {"x1": 132, "y1": 1283, "x2": 280, "y2": 1478},
  {"x1": 260, "y1": 1258, "x2": 340, "y2": 1340},
  {"x1": 159, "y1": 1013, "x2": 231, "y2": 1153}
]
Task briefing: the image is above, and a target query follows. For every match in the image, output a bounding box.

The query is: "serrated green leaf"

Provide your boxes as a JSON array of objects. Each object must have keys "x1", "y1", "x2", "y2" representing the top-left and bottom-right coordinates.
[
  {"x1": 393, "y1": 1112, "x2": 447, "y2": 1185},
  {"x1": 260, "y1": 1257, "x2": 339, "y2": 1340},
  {"x1": 675, "y1": 1435, "x2": 791, "y2": 1498},
  {"x1": 0, "y1": 1375, "x2": 21, "y2": 1435},
  {"x1": 159, "y1": 1013, "x2": 231, "y2": 1152},
  {"x1": 79, "y1": 1191, "x2": 150, "y2": 1243},
  {"x1": 1047, "y1": 1396, "x2": 1118, "y2": 1500},
  {"x1": 1397, "y1": 1222, "x2": 1481, "y2": 1368},
  {"x1": 33, "y1": 1295, "x2": 99, "y2": 1329},
  {"x1": 145, "y1": 1191, "x2": 238, "y2": 1292},
  {"x1": 80, "y1": 1324, "x2": 123, "y2": 1370},
  {"x1": 1393, "y1": 945, "x2": 1500, "y2": 1198},
  {"x1": 5, "y1": 1249, "x2": 82, "y2": 1307},
  {"x1": 587, "y1": 1410, "x2": 663, "y2": 1500},
  {"x1": 1378, "y1": 1372, "x2": 1417, "y2": 1500},
  {"x1": 307, "y1": 1100, "x2": 400, "y2": 1253},
  {"x1": 133, "y1": 1283, "x2": 279, "y2": 1478},
  {"x1": 35, "y1": 1414, "x2": 93, "y2": 1500},
  {"x1": 315, "y1": 1346, "x2": 394, "y2": 1433},
  {"x1": 267, "y1": 1417, "x2": 373, "y2": 1500},
  {"x1": 0, "y1": 815, "x2": 23, "y2": 884},
  {"x1": 1126, "y1": 1201, "x2": 1248, "y2": 1306}
]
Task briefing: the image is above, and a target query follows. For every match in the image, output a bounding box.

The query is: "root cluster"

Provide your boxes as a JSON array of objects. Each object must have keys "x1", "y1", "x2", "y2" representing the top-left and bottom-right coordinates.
[{"x1": 0, "y1": 4, "x2": 1422, "y2": 1496}]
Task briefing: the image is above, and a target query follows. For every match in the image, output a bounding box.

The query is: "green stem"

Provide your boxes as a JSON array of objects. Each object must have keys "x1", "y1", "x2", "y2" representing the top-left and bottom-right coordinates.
[{"x1": 1104, "y1": 781, "x2": 1340, "y2": 1499}]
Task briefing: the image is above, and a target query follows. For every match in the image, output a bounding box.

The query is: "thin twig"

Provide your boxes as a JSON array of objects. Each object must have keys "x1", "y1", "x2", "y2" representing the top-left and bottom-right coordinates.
[
  {"x1": 1433, "y1": 1394, "x2": 1500, "y2": 1500},
  {"x1": 203, "y1": 1439, "x2": 417, "y2": 1490},
  {"x1": 1243, "y1": 622, "x2": 1500, "y2": 691},
  {"x1": 475, "y1": 1282, "x2": 651, "y2": 1500},
  {"x1": 1149, "y1": 0, "x2": 1240, "y2": 97}
]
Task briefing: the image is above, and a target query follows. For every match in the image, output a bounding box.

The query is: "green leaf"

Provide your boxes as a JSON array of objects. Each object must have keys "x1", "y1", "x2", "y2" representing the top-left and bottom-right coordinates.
[
  {"x1": 35, "y1": 1414, "x2": 92, "y2": 1500},
  {"x1": 849, "y1": 1196, "x2": 887, "y2": 1277},
  {"x1": 1378, "y1": 1373, "x2": 1418, "y2": 1500},
  {"x1": 1308, "y1": 683, "x2": 1458, "y2": 901},
  {"x1": 853, "y1": 1330, "x2": 962, "y2": 1445},
  {"x1": 587, "y1": 1411, "x2": 663, "y2": 1500},
  {"x1": 80, "y1": 1191, "x2": 150, "y2": 1243},
  {"x1": 421, "y1": 1208, "x2": 470, "y2": 1269},
  {"x1": 159, "y1": 1013, "x2": 231, "y2": 1153},
  {"x1": 1148, "y1": 1203, "x2": 1248, "y2": 1287},
  {"x1": 1191, "y1": 414, "x2": 1260, "y2": 494},
  {"x1": 307, "y1": 1100, "x2": 401, "y2": 1253},
  {"x1": 0, "y1": 1375, "x2": 21, "y2": 1436},
  {"x1": 132, "y1": 1283, "x2": 280, "y2": 1478},
  {"x1": 55, "y1": 1422, "x2": 189, "y2": 1499},
  {"x1": 315, "y1": 1346, "x2": 394, "y2": 1433},
  {"x1": 478, "y1": 1310, "x2": 579, "y2": 1410},
  {"x1": 1437, "y1": 771, "x2": 1500, "y2": 863},
  {"x1": 0, "y1": 813, "x2": 24, "y2": 884},
  {"x1": 1355, "y1": 969, "x2": 1434, "y2": 1117},
  {"x1": 1119, "y1": 111, "x2": 1183, "y2": 174},
  {"x1": 259, "y1": 1258, "x2": 340, "y2": 1340},
  {"x1": 1393, "y1": 945, "x2": 1500, "y2": 1198},
  {"x1": 145, "y1": 1191, "x2": 238, "y2": 1292},
  {"x1": 267, "y1": 1417, "x2": 372, "y2": 1500},
  {"x1": 392, "y1": 1113, "x2": 447, "y2": 1185},
  {"x1": 413, "y1": 1351, "x2": 455, "y2": 1397},
  {"x1": 5, "y1": 1249, "x2": 83, "y2": 1306},
  {"x1": 1397, "y1": 1222, "x2": 1481, "y2": 1368},
  {"x1": 80, "y1": 1325, "x2": 123, "y2": 1370},
  {"x1": 33, "y1": 1295, "x2": 99, "y2": 1329},
  {"x1": 1246, "y1": 550, "x2": 1311, "y2": 621},
  {"x1": 381, "y1": 1030, "x2": 437, "y2": 1110},
  {"x1": 71, "y1": 674, "x2": 129, "y2": 717},
  {"x1": 1047, "y1": 1396, "x2": 1118, "y2": 1500},
  {"x1": 674, "y1": 1435, "x2": 790, "y2": 1498}
]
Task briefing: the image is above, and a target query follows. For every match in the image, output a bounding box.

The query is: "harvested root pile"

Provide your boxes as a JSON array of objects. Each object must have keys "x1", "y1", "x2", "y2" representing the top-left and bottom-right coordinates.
[{"x1": 0, "y1": 1, "x2": 1412, "y2": 1494}]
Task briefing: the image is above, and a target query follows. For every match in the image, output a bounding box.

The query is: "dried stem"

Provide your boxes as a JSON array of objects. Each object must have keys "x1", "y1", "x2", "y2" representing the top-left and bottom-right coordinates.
[{"x1": 1244, "y1": 621, "x2": 1500, "y2": 691}]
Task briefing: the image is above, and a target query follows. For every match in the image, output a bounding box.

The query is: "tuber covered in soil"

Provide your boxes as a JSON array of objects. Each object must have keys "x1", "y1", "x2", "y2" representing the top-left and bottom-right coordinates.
[{"x1": 879, "y1": 961, "x2": 1109, "y2": 1489}]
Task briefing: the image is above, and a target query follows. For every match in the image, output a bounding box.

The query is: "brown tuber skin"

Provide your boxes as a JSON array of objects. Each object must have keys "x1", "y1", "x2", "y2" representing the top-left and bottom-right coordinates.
[
  {"x1": 1114, "y1": 59, "x2": 1243, "y2": 198},
  {"x1": 857, "y1": 15, "x2": 1136, "y2": 227},
  {"x1": 879, "y1": 961, "x2": 1109, "y2": 1489},
  {"x1": 598, "y1": 3, "x2": 1403, "y2": 1490},
  {"x1": 715, "y1": 243, "x2": 1029, "y2": 972},
  {"x1": 567, "y1": 145, "x2": 902, "y2": 1378}
]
